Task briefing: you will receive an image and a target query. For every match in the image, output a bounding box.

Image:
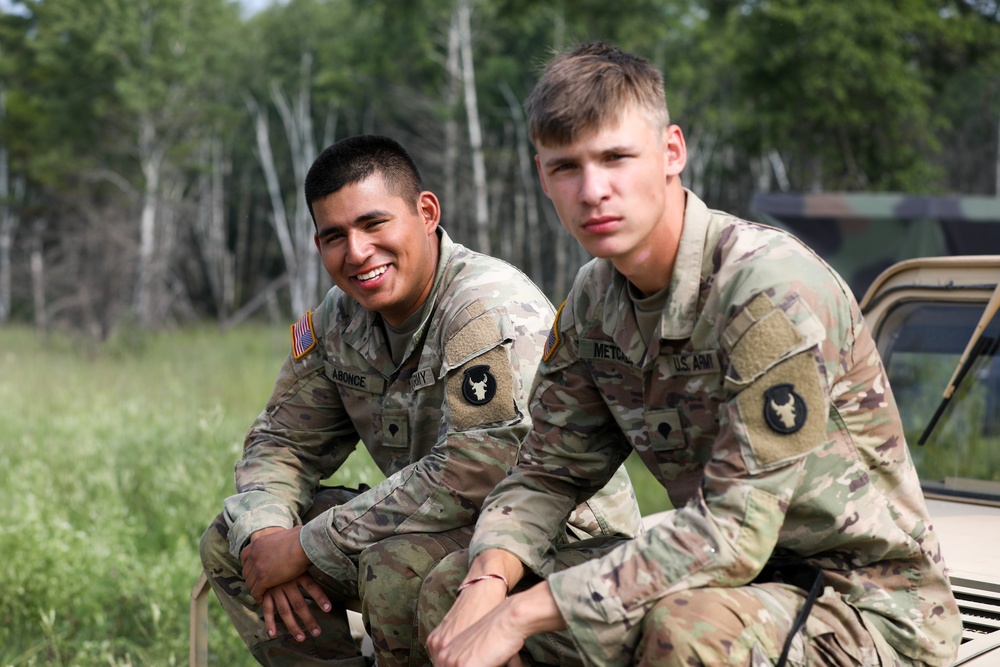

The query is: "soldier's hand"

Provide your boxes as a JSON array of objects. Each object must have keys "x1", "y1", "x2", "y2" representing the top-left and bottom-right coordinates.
[
  {"x1": 261, "y1": 573, "x2": 333, "y2": 642},
  {"x1": 241, "y1": 526, "x2": 284, "y2": 559},
  {"x1": 429, "y1": 595, "x2": 527, "y2": 667},
  {"x1": 426, "y1": 576, "x2": 507, "y2": 658},
  {"x1": 430, "y1": 582, "x2": 564, "y2": 667},
  {"x1": 241, "y1": 526, "x2": 311, "y2": 602}
]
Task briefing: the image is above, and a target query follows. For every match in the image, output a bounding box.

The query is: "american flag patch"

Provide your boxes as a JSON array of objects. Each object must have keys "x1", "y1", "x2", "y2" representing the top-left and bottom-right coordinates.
[
  {"x1": 543, "y1": 301, "x2": 566, "y2": 362},
  {"x1": 291, "y1": 311, "x2": 317, "y2": 359}
]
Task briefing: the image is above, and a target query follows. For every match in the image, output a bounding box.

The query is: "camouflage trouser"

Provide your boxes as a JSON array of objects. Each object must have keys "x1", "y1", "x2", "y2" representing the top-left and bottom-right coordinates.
[
  {"x1": 199, "y1": 486, "x2": 473, "y2": 667},
  {"x1": 418, "y1": 543, "x2": 914, "y2": 667}
]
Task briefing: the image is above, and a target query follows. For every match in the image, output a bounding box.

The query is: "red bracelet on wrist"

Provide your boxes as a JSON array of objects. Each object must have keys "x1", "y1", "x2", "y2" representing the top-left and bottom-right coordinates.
[{"x1": 456, "y1": 573, "x2": 510, "y2": 595}]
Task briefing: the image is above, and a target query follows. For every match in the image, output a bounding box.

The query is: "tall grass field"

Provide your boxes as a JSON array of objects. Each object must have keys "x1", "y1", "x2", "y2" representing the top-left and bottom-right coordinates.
[{"x1": 0, "y1": 324, "x2": 668, "y2": 666}]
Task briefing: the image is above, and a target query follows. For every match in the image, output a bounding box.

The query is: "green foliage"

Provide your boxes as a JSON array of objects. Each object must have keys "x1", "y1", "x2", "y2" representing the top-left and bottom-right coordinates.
[
  {"x1": 1, "y1": 0, "x2": 998, "y2": 323},
  {"x1": 0, "y1": 325, "x2": 292, "y2": 665},
  {"x1": 721, "y1": 0, "x2": 942, "y2": 191}
]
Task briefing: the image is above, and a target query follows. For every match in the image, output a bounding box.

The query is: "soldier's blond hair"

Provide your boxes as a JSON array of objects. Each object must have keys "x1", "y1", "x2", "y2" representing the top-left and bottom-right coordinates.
[{"x1": 527, "y1": 42, "x2": 670, "y2": 148}]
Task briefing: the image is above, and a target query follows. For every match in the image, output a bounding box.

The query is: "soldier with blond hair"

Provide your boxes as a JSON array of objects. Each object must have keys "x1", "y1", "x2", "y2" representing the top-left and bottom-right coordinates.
[
  {"x1": 199, "y1": 134, "x2": 640, "y2": 667},
  {"x1": 421, "y1": 44, "x2": 961, "y2": 667}
]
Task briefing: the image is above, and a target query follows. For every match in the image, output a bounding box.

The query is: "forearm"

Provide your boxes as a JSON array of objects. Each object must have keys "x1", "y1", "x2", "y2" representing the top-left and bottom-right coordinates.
[
  {"x1": 465, "y1": 548, "x2": 527, "y2": 591},
  {"x1": 498, "y1": 581, "x2": 567, "y2": 637},
  {"x1": 313, "y1": 429, "x2": 521, "y2": 555}
]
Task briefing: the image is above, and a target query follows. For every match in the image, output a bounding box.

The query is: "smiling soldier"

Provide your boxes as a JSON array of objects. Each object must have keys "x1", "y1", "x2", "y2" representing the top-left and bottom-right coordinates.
[
  {"x1": 198, "y1": 134, "x2": 640, "y2": 667},
  {"x1": 421, "y1": 44, "x2": 961, "y2": 667}
]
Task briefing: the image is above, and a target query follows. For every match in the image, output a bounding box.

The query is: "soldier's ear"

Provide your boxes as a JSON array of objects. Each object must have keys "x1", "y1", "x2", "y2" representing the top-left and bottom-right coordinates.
[
  {"x1": 417, "y1": 191, "x2": 440, "y2": 235},
  {"x1": 664, "y1": 124, "x2": 686, "y2": 177}
]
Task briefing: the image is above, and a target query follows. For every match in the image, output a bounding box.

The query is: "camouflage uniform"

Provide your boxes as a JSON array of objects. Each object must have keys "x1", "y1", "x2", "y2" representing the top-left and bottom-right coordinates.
[
  {"x1": 421, "y1": 192, "x2": 961, "y2": 666},
  {"x1": 200, "y1": 229, "x2": 641, "y2": 667}
]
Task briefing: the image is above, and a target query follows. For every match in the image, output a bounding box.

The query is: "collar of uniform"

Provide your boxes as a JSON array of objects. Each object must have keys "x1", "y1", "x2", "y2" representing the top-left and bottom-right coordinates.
[
  {"x1": 660, "y1": 189, "x2": 709, "y2": 340},
  {"x1": 602, "y1": 188, "x2": 709, "y2": 345},
  {"x1": 341, "y1": 228, "x2": 455, "y2": 371}
]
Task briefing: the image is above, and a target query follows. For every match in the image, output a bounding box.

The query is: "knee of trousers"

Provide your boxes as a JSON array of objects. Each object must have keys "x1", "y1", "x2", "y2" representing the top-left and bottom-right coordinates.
[
  {"x1": 415, "y1": 549, "x2": 471, "y2": 641},
  {"x1": 357, "y1": 535, "x2": 446, "y2": 602},
  {"x1": 357, "y1": 544, "x2": 419, "y2": 608},
  {"x1": 637, "y1": 588, "x2": 780, "y2": 667}
]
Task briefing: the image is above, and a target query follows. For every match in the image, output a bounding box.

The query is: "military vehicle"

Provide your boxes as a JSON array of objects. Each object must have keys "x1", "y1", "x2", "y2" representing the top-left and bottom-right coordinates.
[
  {"x1": 751, "y1": 191, "x2": 1000, "y2": 300},
  {"x1": 860, "y1": 255, "x2": 1000, "y2": 665}
]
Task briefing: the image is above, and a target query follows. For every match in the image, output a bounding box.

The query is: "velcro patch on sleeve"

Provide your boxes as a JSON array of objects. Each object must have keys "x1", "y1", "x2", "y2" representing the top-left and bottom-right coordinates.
[
  {"x1": 444, "y1": 315, "x2": 503, "y2": 369},
  {"x1": 447, "y1": 346, "x2": 517, "y2": 431},
  {"x1": 728, "y1": 305, "x2": 803, "y2": 385},
  {"x1": 291, "y1": 310, "x2": 317, "y2": 360},
  {"x1": 736, "y1": 352, "x2": 826, "y2": 468}
]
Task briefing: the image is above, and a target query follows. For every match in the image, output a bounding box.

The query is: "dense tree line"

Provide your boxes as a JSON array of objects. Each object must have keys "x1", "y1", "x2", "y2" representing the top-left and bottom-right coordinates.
[{"x1": 0, "y1": 0, "x2": 997, "y2": 337}]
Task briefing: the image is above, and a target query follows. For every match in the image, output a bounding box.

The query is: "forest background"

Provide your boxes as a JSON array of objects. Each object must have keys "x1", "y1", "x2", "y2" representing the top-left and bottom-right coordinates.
[
  {"x1": 2, "y1": 0, "x2": 999, "y2": 333},
  {"x1": 1, "y1": 0, "x2": 999, "y2": 665}
]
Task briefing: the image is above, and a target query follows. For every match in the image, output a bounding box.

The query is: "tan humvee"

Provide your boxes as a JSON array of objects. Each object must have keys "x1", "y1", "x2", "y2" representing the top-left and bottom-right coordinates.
[{"x1": 859, "y1": 255, "x2": 1000, "y2": 666}]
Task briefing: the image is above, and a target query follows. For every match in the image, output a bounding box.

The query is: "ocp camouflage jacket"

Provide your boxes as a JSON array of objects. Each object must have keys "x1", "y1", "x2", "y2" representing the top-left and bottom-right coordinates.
[
  {"x1": 471, "y1": 192, "x2": 961, "y2": 667},
  {"x1": 223, "y1": 229, "x2": 642, "y2": 579}
]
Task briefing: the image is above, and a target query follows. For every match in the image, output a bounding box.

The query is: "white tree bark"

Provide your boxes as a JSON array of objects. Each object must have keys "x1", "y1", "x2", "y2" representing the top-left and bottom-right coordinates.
[
  {"x1": 444, "y1": 12, "x2": 461, "y2": 237},
  {"x1": 30, "y1": 219, "x2": 46, "y2": 334},
  {"x1": 270, "y1": 55, "x2": 320, "y2": 311},
  {"x1": 247, "y1": 93, "x2": 304, "y2": 314},
  {"x1": 768, "y1": 149, "x2": 791, "y2": 192},
  {"x1": 133, "y1": 114, "x2": 165, "y2": 327},
  {"x1": 457, "y1": 0, "x2": 490, "y2": 254},
  {"x1": 500, "y1": 81, "x2": 542, "y2": 280},
  {"x1": 0, "y1": 85, "x2": 23, "y2": 324},
  {"x1": 245, "y1": 53, "x2": 322, "y2": 317}
]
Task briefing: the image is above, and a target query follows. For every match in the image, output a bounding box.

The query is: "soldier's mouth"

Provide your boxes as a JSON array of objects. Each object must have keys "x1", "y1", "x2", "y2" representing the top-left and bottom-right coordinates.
[{"x1": 355, "y1": 266, "x2": 388, "y2": 282}]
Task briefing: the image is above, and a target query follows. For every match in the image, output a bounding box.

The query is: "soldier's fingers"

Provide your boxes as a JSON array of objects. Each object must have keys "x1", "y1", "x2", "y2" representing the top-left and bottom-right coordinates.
[
  {"x1": 247, "y1": 572, "x2": 266, "y2": 604},
  {"x1": 262, "y1": 592, "x2": 278, "y2": 638},
  {"x1": 272, "y1": 586, "x2": 309, "y2": 642},
  {"x1": 286, "y1": 584, "x2": 322, "y2": 638},
  {"x1": 298, "y1": 575, "x2": 333, "y2": 613}
]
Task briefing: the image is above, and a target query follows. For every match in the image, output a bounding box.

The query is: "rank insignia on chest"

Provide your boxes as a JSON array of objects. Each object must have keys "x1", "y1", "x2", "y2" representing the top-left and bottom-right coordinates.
[
  {"x1": 291, "y1": 310, "x2": 317, "y2": 360},
  {"x1": 462, "y1": 364, "x2": 497, "y2": 405},
  {"x1": 763, "y1": 383, "x2": 807, "y2": 434}
]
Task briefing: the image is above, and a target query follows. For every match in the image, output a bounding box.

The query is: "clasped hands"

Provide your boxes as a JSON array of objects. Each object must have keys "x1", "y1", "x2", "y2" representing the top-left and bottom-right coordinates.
[{"x1": 240, "y1": 525, "x2": 332, "y2": 642}]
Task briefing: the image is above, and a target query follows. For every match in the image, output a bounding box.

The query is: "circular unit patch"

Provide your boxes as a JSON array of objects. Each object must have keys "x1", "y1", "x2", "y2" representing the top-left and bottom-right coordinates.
[
  {"x1": 462, "y1": 364, "x2": 497, "y2": 405},
  {"x1": 763, "y1": 383, "x2": 807, "y2": 434}
]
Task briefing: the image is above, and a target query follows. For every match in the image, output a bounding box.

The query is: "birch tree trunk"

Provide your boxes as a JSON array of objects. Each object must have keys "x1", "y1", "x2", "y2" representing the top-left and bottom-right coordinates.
[
  {"x1": 501, "y1": 81, "x2": 542, "y2": 282},
  {"x1": 443, "y1": 12, "x2": 461, "y2": 237},
  {"x1": 30, "y1": 219, "x2": 46, "y2": 334},
  {"x1": 0, "y1": 85, "x2": 23, "y2": 324},
  {"x1": 545, "y1": 206, "x2": 570, "y2": 300},
  {"x1": 456, "y1": 0, "x2": 489, "y2": 254},
  {"x1": 193, "y1": 138, "x2": 235, "y2": 320},
  {"x1": 133, "y1": 114, "x2": 165, "y2": 327},
  {"x1": 245, "y1": 52, "x2": 322, "y2": 317},
  {"x1": 247, "y1": 93, "x2": 304, "y2": 315},
  {"x1": 271, "y1": 54, "x2": 320, "y2": 311}
]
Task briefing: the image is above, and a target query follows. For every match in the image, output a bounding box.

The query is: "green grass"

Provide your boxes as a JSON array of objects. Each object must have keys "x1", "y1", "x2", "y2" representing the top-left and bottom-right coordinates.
[{"x1": 0, "y1": 324, "x2": 668, "y2": 666}]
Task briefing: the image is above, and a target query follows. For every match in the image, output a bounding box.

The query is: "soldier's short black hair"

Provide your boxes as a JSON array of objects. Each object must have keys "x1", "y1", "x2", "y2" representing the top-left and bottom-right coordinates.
[{"x1": 305, "y1": 135, "x2": 424, "y2": 225}]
